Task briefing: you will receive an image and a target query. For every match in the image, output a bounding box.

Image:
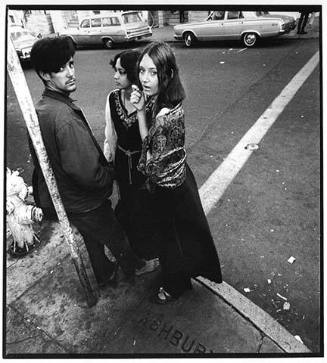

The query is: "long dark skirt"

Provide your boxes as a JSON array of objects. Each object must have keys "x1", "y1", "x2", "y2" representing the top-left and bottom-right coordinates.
[
  {"x1": 153, "y1": 163, "x2": 223, "y2": 297},
  {"x1": 115, "y1": 181, "x2": 161, "y2": 260}
]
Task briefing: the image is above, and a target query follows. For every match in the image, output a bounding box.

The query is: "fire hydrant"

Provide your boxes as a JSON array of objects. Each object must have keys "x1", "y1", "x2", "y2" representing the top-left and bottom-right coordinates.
[{"x1": 6, "y1": 168, "x2": 43, "y2": 257}]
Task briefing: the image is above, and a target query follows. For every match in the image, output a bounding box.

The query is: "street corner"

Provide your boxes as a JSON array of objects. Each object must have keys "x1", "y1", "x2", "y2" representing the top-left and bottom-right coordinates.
[
  {"x1": 95, "y1": 279, "x2": 284, "y2": 355},
  {"x1": 6, "y1": 251, "x2": 286, "y2": 356},
  {"x1": 5, "y1": 6, "x2": 321, "y2": 357}
]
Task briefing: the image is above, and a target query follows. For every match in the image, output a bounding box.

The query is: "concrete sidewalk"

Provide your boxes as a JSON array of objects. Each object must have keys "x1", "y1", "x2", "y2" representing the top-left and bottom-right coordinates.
[{"x1": 5, "y1": 219, "x2": 311, "y2": 356}]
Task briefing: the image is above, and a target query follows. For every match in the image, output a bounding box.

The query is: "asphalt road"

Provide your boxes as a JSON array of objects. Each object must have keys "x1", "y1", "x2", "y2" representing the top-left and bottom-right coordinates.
[{"x1": 5, "y1": 37, "x2": 321, "y2": 351}]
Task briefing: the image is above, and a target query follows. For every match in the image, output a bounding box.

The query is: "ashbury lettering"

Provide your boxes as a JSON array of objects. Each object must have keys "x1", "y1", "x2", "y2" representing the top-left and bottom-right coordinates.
[{"x1": 138, "y1": 315, "x2": 214, "y2": 353}]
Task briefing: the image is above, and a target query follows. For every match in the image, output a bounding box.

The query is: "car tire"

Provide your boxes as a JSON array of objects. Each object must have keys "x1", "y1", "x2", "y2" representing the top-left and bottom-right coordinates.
[
  {"x1": 103, "y1": 38, "x2": 114, "y2": 49},
  {"x1": 242, "y1": 32, "x2": 258, "y2": 47},
  {"x1": 183, "y1": 32, "x2": 195, "y2": 47}
]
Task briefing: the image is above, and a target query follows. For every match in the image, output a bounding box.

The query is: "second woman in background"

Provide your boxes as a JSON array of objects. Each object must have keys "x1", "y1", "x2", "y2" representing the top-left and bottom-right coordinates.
[{"x1": 104, "y1": 49, "x2": 159, "y2": 274}]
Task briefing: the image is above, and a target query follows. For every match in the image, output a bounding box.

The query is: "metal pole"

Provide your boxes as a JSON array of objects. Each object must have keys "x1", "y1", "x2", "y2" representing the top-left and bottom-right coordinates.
[{"x1": 7, "y1": 35, "x2": 98, "y2": 307}]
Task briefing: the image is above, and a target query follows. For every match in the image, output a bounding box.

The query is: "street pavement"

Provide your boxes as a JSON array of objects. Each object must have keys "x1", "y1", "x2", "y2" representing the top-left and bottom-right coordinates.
[{"x1": 4, "y1": 17, "x2": 321, "y2": 357}]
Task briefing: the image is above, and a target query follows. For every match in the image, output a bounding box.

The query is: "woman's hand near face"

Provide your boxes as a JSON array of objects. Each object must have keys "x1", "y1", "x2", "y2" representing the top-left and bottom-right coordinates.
[
  {"x1": 130, "y1": 85, "x2": 145, "y2": 111},
  {"x1": 131, "y1": 85, "x2": 148, "y2": 141}
]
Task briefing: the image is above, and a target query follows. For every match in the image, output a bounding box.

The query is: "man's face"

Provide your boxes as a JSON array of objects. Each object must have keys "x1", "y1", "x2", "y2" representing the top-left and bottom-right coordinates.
[{"x1": 44, "y1": 57, "x2": 76, "y2": 94}]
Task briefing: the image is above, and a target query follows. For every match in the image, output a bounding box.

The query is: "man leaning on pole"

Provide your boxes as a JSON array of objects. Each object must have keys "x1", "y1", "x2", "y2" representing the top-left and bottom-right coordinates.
[{"x1": 28, "y1": 36, "x2": 148, "y2": 287}]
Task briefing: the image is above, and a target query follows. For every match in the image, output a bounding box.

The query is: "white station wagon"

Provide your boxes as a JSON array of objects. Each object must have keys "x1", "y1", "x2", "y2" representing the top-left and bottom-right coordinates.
[
  {"x1": 61, "y1": 11, "x2": 152, "y2": 49},
  {"x1": 174, "y1": 11, "x2": 296, "y2": 47}
]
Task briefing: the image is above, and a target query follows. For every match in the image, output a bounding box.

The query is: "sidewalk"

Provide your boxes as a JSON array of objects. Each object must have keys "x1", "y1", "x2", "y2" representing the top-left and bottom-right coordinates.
[{"x1": 5, "y1": 219, "x2": 311, "y2": 355}]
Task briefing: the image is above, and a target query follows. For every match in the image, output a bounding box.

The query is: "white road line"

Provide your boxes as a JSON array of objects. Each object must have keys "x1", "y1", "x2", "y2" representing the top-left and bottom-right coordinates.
[
  {"x1": 197, "y1": 51, "x2": 319, "y2": 353},
  {"x1": 200, "y1": 51, "x2": 319, "y2": 215},
  {"x1": 237, "y1": 48, "x2": 247, "y2": 53}
]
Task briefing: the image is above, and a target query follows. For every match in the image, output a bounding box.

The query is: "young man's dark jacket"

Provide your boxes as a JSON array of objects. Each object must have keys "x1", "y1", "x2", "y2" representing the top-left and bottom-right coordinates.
[{"x1": 29, "y1": 89, "x2": 115, "y2": 214}]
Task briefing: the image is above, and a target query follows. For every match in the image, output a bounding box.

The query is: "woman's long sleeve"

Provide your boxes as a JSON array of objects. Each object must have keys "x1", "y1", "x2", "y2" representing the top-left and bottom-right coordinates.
[{"x1": 104, "y1": 93, "x2": 117, "y2": 162}]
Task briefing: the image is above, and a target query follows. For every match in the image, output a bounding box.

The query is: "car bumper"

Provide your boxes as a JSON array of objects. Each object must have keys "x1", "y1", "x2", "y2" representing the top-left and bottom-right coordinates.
[
  {"x1": 281, "y1": 21, "x2": 297, "y2": 34},
  {"x1": 125, "y1": 28, "x2": 152, "y2": 40},
  {"x1": 174, "y1": 34, "x2": 183, "y2": 40},
  {"x1": 17, "y1": 48, "x2": 31, "y2": 61}
]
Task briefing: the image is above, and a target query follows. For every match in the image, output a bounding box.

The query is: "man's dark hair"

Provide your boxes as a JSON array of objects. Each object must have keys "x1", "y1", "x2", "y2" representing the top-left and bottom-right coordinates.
[
  {"x1": 110, "y1": 49, "x2": 141, "y2": 85},
  {"x1": 30, "y1": 36, "x2": 75, "y2": 78}
]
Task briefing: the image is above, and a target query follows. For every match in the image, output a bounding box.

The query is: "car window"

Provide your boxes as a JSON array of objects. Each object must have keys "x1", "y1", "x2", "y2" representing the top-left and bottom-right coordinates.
[
  {"x1": 122, "y1": 12, "x2": 142, "y2": 24},
  {"x1": 110, "y1": 17, "x2": 120, "y2": 26},
  {"x1": 212, "y1": 11, "x2": 225, "y2": 20},
  {"x1": 91, "y1": 18, "x2": 101, "y2": 27},
  {"x1": 102, "y1": 17, "x2": 111, "y2": 27},
  {"x1": 227, "y1": 11, "x2": 244, "y2": 19},
  {"x1": 80, "y1": 19, "x2": 90, "y2": 28},
  {"x1": 243, "y1": 12, "x2": 257, "y2": 19}
]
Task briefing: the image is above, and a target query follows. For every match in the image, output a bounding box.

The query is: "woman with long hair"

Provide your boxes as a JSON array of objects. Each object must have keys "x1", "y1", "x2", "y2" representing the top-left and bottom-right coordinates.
[
  {"x1": 104, "y1": 49, "x2": 159, "y2": 275},
  {"x1": 130, "y1": 41, "x2": 222, "y2": 303}
]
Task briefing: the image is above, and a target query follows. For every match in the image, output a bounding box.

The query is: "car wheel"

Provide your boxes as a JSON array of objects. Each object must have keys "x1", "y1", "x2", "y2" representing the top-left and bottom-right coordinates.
[
  {"x1": 242, "y1": 32, "x2": 258, "y2": 47},
  {"x1": 183, "y1": 32, "x2": 195, "y2": 47},
  {"x1": 103, "y1": 38, "x2": 114, "y2": 49}
]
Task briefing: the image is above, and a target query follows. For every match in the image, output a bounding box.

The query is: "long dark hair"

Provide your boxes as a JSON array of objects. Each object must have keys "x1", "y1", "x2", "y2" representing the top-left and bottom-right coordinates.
[
  {"x1": 110, "y1": 49, "x2": 140, "y2": 85},
  {"x1": 137, "y1": 41, "x2": 185, "y2": 117}
]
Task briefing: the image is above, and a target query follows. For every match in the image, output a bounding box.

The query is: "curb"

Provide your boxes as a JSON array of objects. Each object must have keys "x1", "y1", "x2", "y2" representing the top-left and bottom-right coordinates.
[{"x1": 196, "y1": 277, "x2": 311, "y2": 354}]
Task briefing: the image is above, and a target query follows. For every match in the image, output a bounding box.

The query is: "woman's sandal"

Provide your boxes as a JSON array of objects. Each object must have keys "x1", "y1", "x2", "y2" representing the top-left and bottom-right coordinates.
[{"x1": 152, "y1": 287, "x2": 176, "y2": 305}]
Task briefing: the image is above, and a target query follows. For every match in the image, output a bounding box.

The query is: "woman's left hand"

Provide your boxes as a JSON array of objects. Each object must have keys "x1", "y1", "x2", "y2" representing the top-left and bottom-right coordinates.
[{"x1": 130, "y1": 85, "x2": 145, "y2": 111}]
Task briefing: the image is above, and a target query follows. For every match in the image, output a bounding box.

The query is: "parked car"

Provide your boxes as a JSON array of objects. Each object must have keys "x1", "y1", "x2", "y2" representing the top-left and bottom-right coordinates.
[
  {"x1": 174, "y1": 11, "x2": 296, "y2": 47},
  {"x1": 60, "y1": 11, "x2": 152, "y2": 49},
  {"x1": 9, "y1": 26, "x2": 39, "y2": 62}
]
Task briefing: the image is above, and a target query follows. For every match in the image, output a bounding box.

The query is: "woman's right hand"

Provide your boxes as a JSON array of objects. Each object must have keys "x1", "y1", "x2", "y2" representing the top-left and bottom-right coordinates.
[{"x1": 130, "y1": 85, "x2": 145, "y2": 111}]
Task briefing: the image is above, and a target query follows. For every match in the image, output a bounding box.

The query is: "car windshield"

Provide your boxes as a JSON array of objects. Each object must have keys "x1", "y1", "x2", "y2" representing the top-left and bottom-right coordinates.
[
  {"x1": 122, "y1": 12, "x2": 142, "y2": 24},
  {"x1": 10, "y1": 31, "x2": 35, "y2": 42}
]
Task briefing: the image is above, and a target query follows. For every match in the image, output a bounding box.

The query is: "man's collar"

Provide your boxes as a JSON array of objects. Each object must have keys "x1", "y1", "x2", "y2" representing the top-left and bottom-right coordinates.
[
  {"x1": 42, "y1": 88, "x2": 80, "y2": 109},
  {"x1": 43, "y1": 88, "x2": 77, "y2": 104}
]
